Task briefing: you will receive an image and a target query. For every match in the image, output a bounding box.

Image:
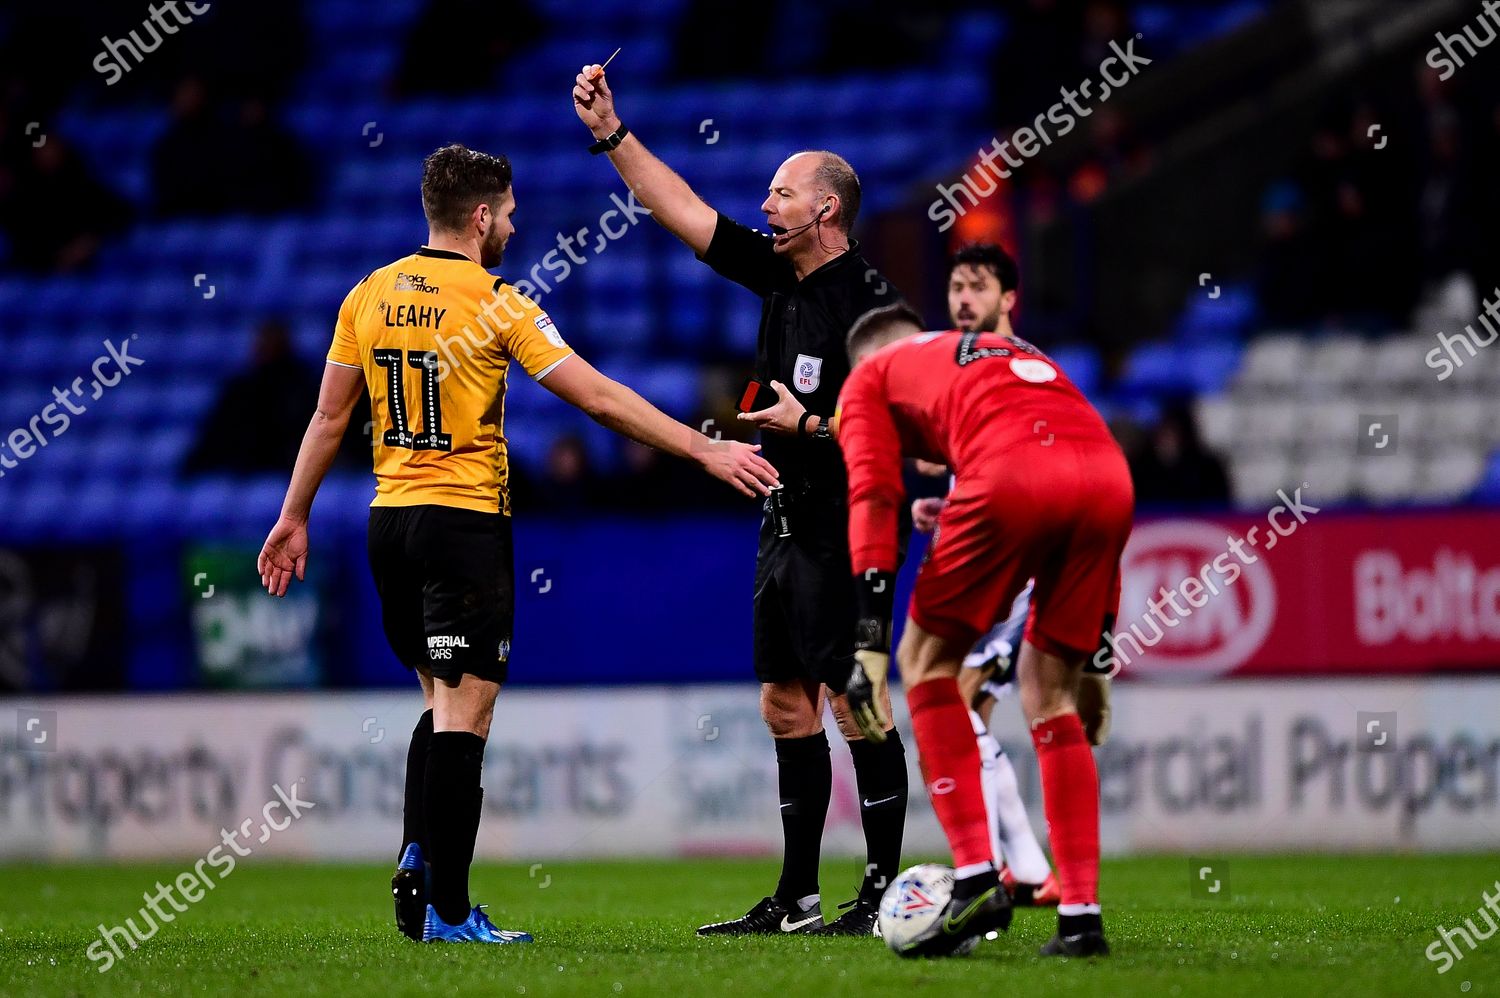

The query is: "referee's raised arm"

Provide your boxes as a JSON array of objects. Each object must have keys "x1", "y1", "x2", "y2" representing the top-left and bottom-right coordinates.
[{"x1": 572, "y1": 64, "x2": 717, "y2": 255}]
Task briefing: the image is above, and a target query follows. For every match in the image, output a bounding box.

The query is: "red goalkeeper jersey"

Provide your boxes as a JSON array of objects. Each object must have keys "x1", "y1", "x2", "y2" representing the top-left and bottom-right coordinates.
[{"x1": 837, "y1": 330, "x2": 1119, "y2": 573}]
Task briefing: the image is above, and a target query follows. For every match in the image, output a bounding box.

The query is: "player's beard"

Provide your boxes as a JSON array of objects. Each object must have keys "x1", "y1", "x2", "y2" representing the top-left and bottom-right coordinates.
[
  {"x1": 956, "y1": 305, "x2": 1002, "y2": 333},
  {"x1": 480, "y1": 222, "x2": 506, "y2": 269}
]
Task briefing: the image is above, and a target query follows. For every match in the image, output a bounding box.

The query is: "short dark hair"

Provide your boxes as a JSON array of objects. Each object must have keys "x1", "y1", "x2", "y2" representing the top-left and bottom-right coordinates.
[
  {"x1": 421, "y1": 144, "x2": 513, "y2": 233},
  {"x1": 796, "y1": 150, "x2": 861, "y2": 233},
  {"x1": 847, "y1": 302, "x2": 925, "y2": 359},
  {"x1": 947, "y1": 242, "x2": 1019, "y2": 294}
]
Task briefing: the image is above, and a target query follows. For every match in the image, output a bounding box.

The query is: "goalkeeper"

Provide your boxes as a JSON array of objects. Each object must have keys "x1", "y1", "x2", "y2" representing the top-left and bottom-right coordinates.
[{"x1": 832, "y1": 304, "x2": 1132, "y2": 958}]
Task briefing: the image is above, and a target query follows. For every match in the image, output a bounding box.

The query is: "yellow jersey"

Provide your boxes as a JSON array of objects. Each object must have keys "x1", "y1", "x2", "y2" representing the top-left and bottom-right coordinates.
[{"x1": 328, "y1": 246, "x2": 573, "y2": 514}]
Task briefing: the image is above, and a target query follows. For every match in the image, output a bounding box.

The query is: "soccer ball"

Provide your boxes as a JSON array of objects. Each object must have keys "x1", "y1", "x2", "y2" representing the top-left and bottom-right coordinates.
[{"x1": 877, "y1": 863, "x2": 978, "y2": 958}]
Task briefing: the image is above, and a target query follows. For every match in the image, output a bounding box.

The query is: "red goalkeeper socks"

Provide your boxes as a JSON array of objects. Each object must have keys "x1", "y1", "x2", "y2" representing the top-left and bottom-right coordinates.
[
  {"x1": 1031, "y1": 712, "x2": 1100, "y2": 907},
  {"x1": 907, "y1": 677, "x2": 992, "y2": 870}
]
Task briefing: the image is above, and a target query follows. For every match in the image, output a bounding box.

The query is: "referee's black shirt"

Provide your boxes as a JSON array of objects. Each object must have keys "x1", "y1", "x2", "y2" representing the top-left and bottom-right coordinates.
[{"x1": 699, "y1": 212, "x2": 900, "y2": 500}]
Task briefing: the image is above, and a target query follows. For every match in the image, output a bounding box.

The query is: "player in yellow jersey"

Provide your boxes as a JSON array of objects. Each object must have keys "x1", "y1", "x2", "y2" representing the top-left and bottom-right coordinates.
[{"x1": 256, "y1": 144, "x2": 778, "y2": 945}]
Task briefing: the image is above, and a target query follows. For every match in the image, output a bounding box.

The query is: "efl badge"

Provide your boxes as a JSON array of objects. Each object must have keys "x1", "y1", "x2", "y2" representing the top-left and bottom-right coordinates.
[
  {"x1": 535, "y1": 312, "x2": 566, "y2": 348},
  {"x1": 794, "y1": 353, "x2": 823, "y2": 393}
]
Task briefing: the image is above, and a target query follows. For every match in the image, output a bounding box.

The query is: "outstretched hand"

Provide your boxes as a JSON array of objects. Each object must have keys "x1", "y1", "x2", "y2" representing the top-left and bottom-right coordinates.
[{"x1": 697, "y1": 439, "x2": 779, "y2": 497}]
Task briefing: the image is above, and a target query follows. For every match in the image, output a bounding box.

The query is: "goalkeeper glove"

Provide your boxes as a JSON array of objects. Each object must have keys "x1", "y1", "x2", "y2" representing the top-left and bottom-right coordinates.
[
  {"x1": 1077, "y1": 672, "x2": 1112, "y2": 746},
  {"x1": 846, "y1": 648, "x2": 891, "y2": 743},
  {"x1": 845, "y1": 568, "x2": 896, "y2": 743},
  {"x1": 1079, "y1": 614, "x2": 1116, "y2": 746}
]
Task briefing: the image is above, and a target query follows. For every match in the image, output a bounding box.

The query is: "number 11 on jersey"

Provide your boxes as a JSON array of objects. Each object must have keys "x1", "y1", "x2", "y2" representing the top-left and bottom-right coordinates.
[{"x1": 373, "y1": 349, "x2": 453, "y2": 451}]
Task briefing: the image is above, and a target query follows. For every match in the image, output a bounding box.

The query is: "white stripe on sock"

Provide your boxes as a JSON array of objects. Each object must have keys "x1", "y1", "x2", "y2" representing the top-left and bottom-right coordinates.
[{"x1": 982, "y1": 742, "x2": 1052, "y2": 884}]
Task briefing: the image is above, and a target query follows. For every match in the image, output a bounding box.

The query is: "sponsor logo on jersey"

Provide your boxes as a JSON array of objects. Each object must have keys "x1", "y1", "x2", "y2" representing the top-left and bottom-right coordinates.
[
  {"x1": 794, "y1": 353, "x2": 823, "y2": 393},
  {"x1": 1009, "y1": 357, "x2": 1057, "y2": 383},
  {"x1": 534, "y1": 312, "x2": 566, "y2": 349},
  {"x1": 394, "y1": 272, "x2": 441, "y2": 294}
]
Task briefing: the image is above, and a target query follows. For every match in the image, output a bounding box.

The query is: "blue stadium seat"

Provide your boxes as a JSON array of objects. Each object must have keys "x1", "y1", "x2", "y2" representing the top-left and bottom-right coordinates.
[
  {"x1": 1120, "y1": 341, "x2": 1243, "y2": 397},
  {"x1": 1473, "y1": 450, "x2": 1500, "y2": 506},
  {"x1": 182, "y1": 477, "x2": 244, "y2": 530},
  {"x1": 3, "y1": 4, "x2": 1036, "y2": 548},
  {"x1": 120, "y1": 477, "x2": 179, "y2": 530},
  {"x1": 1172, "y1": 281, "x2": 1258, "y2": 342},
  {"x1": 72, "y1": 479, "x2": 127, "y2": 532},
  {"x1": 1049, "y1": 345, "x2": 1103, "y2": 398},
  {"x1": 1184, "y1": 342, "x2": 1243, "y2": 394}
]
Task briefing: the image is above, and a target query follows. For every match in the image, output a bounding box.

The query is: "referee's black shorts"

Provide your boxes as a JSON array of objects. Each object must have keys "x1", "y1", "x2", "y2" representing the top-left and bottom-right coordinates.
[
  {"x1": 367, "y1": 504, "x2": 513, "y2": 684},
  {"x1": 752, "y1": 496, "x2": 858, "y2": 689}
]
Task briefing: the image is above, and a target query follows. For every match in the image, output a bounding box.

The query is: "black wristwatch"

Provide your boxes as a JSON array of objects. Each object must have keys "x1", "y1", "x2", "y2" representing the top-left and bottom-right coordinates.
[
  {"x1": 799, "y1": 412, "x2": 832, "y2": 439},
  {"x1": 588, "y1": 123, "x2": 629, "y2": 154}
]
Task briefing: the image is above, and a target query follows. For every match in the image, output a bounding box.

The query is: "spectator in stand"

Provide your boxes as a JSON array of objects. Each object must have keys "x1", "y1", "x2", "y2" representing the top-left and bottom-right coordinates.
[
  {"x1": 1131, "y1": 400, "x2": 1231, "y2": 507},
  {"x1": 0, "y1": 134, "x2": 131, "y2": 272},
  {"x1": 394, "y1": 0, "x2": 543, "y2": 96},
  {"x1": 1256, "y1": 182, "x2": 1325, "y2": 328},
  {"x1": 1415, "y1": 104, "x2": 1476, "y2": 293},
  {"x1": 153, "y1": 79, "x2": 314, "y2": 218},
  {"x1": 671, "y1": 1, "x2": 776, "y2": 79},
  {"x1": 228, "y1": 97, "x2": 316, "y2": 215},
  {"x1": 183, "y1": 320, "x2": 322, "y2": 475},
  {"x1": 986, "y1": 0, "x2": 1088, "y2": 127},
  {"x1": 152, "y1": 79, "x2": 234, "y2": 216},
  {"x1": 532, "y1": 434, "x2": 606, "y2": 512},
  {"x1": 178, "y1": 1, "x2": 307, "y2": 105}
]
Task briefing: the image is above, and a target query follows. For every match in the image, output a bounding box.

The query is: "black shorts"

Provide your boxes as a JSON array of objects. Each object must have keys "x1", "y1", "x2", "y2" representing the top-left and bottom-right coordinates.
[
  {"x1": 367, "y1": 504, "x2": 513, "y2": 684},
  {"x1": 753, "y1": 497, "x2": 858, "y2": 688}
]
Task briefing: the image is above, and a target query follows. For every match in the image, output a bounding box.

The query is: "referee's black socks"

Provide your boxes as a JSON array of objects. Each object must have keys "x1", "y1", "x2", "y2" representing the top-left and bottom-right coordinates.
[
  {"x1": 773, "y1": 731, "x2": 832, "y2": 905},
  {"x1": 401, "y1": 709, "x2": 434, "y2": 861},
  {"x1": 425, "y1": 730, "x2": 487, "y2": 926},
  {"x1": 850, "y1": 728, "x2": 908, "y2": 901}
]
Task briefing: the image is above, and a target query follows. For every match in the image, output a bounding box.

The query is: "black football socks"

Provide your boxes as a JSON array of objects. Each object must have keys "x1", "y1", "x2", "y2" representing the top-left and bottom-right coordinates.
[
  {"x1": 401, "y1": 709, "x2": 434, "y2": 860},
  {"x1": 425, "y1": 730, "x2": 487, "y2": 925},
  {"x1": 849, "y1": 729, "x2": 908, "y2": 900},
  {"x1": 773, "y1": 731, "x2": 832, "y2": 905}
]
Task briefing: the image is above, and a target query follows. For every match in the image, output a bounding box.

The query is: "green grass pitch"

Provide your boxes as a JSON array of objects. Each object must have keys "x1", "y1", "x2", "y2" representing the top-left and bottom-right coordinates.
[{"x1": 3, "y1": 854, "x2": 1497, "y2": 996}]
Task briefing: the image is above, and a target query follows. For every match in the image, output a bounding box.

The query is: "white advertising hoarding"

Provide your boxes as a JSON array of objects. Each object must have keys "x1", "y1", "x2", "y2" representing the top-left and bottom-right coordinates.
[{"x1": 3, "y1": 678, "x2": 1498, "y2": 860}]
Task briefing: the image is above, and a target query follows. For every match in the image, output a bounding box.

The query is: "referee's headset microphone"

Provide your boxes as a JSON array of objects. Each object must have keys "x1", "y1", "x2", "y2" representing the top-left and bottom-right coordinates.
[{"x1": 774, "y1": 200, "x2": 831, "y2": 239}]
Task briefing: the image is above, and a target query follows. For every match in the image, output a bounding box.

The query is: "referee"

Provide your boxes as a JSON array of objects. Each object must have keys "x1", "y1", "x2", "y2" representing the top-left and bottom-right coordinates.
[{"x1": 574, "y1": 65, "x2": 909, "y2": 936}]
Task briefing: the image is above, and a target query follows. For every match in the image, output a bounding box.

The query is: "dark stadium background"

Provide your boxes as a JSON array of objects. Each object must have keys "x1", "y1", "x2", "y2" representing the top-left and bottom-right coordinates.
[
  {"x1": 2, "y1": 11, "x2": 1500, "y2": 994},
  {"x1": 0, "y1": 0, "x2": 1493, "y2": 777},
  {"x1": 4, "y1": 0, "x2": 1496, "y2": 694}
]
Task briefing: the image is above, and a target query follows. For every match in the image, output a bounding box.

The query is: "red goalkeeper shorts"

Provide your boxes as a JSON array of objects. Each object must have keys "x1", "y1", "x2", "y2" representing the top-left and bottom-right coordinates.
[{"x1": 910, "y1": 441, "x2": 1134, "y2": 658}]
